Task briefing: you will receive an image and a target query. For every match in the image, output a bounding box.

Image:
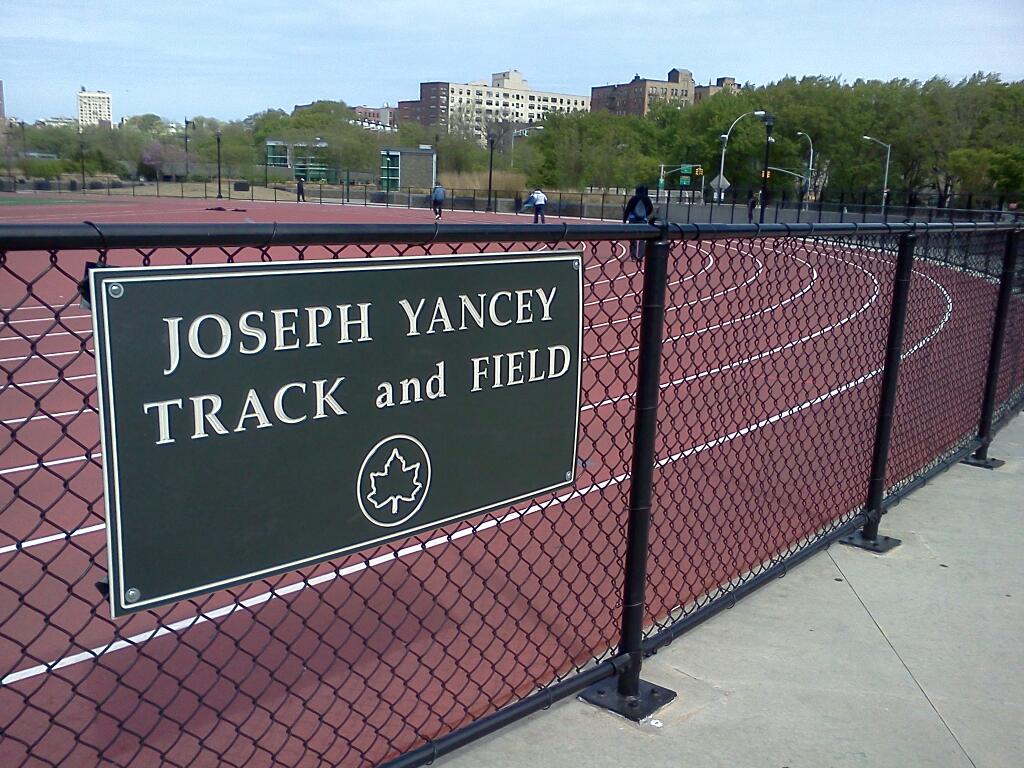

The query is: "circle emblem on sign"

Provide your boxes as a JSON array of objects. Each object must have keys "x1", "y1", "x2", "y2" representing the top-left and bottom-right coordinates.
[{"x1": 357, "y1": 434, "x2": 431, "y2": 528}]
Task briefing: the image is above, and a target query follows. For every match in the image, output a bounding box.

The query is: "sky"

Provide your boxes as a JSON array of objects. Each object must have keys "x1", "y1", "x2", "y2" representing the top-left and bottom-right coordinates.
[{"x1": 2, "y1": 0, "x2": 1022, "y2": 123}]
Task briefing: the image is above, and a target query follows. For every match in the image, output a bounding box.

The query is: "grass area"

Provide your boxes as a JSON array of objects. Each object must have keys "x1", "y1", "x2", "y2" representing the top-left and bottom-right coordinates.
[{"x1": 0, "y1": 194, "x2": 83, "y2": 205}]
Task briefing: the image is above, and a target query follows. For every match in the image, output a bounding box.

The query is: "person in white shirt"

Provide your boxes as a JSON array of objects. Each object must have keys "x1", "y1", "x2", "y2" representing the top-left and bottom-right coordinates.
[{"x1": 525, "y1": 188, "x2": 548, "y2": 223}]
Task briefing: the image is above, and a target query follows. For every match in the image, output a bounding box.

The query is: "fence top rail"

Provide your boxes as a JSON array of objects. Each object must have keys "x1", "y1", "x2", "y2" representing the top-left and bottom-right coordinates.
[{"x1": 0, "y1": 220, "x2": 1018, "y2": 252}]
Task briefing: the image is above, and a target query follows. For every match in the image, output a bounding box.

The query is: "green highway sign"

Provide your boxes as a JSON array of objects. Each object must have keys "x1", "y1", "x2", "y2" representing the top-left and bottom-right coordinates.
[
  {"x1": 680, "y1": 175, "x2": 691, "y2": 187},
  {"x1": 90, "y1": 252, "x2": 583, "y2": 617},
  {"x1": 680, "y1": 164, "x2": 694, "y2": 174}
]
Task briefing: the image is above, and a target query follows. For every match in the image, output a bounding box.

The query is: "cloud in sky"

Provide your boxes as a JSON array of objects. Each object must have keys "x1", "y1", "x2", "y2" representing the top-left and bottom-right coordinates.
[{"x1": 2, "y1": 0, "x2": 1021, "y2": 121}]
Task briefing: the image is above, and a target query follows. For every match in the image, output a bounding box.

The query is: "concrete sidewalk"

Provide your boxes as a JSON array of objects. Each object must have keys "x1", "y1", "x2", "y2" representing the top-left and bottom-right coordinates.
[{"x1": 442, "y1": 414, "x2": 1024, "y2": 768}]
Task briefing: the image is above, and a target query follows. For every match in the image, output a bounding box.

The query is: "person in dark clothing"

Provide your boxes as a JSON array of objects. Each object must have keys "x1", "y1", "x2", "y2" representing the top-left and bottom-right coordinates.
[
  {"x1": 746, "y1": 191, "x2": 757, "y2": 223},
  {"x1": 297, "y1": 178, "x2": 305, "y2": 203},
  {"x1": 623, "y1": 185, "x2": 654, "y2": 261},
  {"x1": 431, "y1": 183, "x2": 446, "y2": 220}
]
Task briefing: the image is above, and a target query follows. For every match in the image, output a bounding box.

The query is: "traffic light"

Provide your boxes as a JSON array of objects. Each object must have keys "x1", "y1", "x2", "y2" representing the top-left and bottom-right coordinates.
[
  {"x1": 760, "y1": 169, "x2": 772, "y2": 179},
  {"x1": 694, "y1": 166, "x2": 703, "y2": 176}
]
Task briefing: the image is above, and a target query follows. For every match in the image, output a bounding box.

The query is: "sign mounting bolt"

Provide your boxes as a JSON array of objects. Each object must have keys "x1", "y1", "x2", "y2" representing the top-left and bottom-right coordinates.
[
  {"x1": 124, "y1": 587, "x2": 141, "y2": 603},
  {"x1": 565, "y1": 470, "x2": 572, "y2": 481},
  {"x1": 108, "y1": 283, "x2": 124, "y2": 298},
  {"x1": 573, "y1": 259, "x2": 580, "y2": 270}
]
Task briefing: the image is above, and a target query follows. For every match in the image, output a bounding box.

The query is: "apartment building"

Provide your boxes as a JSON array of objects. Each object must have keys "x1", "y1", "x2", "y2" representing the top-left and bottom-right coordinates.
[
  {"x1": 591, "y1": 69, "x2": 696, "y2": 116},
  {"x1": 398, "y1": 71, "x2": 589, "y2": 137},
  {"x1": 354, "y1": 105, "x2": 395, "y2": 127},
  {"x1": 591, "y1": 70, "x2": 742, "y2": 116},
  {"x1": 76, "y1": 87, "x2": 112, "y2": 128},
  {"x1": 694, "y1": 77, "x2": 742, "y2": 104}
]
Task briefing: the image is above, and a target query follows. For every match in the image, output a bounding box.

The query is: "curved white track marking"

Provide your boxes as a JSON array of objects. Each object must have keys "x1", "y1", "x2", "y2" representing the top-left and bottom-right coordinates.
[
  {"x1": 586, "y1": 247, "x2": 715, "y2": 294},
  {"x1": 588, "y1": 253, "x2": 817, "y2": 362},
  {"x1": 584, "y1": 241, "x2": 750, "y2": 316},
  {"x1": 588, "y1": 250, "x2": 765, "y2": 331},
  {"x1": 0, "y1": 253, "x2": 958, "y2": 685},
  {"x1": 582, "y1": 254, "x2": 882, "y2": 411}
]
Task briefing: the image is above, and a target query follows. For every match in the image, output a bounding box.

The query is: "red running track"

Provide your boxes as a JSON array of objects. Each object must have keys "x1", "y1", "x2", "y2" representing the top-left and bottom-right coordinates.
[{"x1": 0, "y1": 197, "x2": 1014, "y2": 767}]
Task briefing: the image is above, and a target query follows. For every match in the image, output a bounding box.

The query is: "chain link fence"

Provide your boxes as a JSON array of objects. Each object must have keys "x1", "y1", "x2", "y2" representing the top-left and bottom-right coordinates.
[{"x1": 1, "y1": 221, "x2": 1021, "y2": 767}]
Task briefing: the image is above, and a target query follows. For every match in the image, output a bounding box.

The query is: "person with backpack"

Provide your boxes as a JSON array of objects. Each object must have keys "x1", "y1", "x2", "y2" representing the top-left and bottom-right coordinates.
[
  {"x1": 623, "y1": 184, "x2": 654, "y2": 261},
  {"x1": 431, "y1": 182, "x2": 446, "y2": 220}
]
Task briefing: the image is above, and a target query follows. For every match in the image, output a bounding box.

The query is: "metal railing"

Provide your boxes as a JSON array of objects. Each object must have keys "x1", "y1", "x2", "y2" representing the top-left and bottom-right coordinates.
[{"x1": 1, "y1": 220, "x2": 1021, "y2": 767}]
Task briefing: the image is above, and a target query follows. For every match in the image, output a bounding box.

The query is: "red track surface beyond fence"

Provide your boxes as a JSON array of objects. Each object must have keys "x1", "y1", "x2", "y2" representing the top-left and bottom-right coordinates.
[{"x1": 1, "y1": 197, "x2": 1021, "y2": 767}]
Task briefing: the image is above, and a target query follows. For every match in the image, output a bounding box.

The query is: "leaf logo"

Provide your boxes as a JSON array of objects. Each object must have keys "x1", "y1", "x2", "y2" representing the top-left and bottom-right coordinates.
[
  {"x1": 367, "y1": 449, "x2": 423, "y2": 515},
  {"x1": 356, "y1": 435, "x2": 431, "y2": 528}
]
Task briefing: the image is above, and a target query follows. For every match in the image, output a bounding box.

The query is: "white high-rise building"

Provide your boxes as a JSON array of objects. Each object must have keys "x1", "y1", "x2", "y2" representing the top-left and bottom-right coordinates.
[{"x1": 76, "y1": 87, "x2": 112, "y2": 128}]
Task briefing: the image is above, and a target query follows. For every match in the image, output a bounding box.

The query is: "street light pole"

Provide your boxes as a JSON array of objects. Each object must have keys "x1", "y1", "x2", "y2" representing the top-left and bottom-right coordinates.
[
  {"x1": 758, "y1": 114, "x2": 775, "y2": 224},
  {"x1": 796, "y1": 131, "x2": 814, "y2": 208},
  {"x1": 715, "y1": 109, "x2": 766, "y2": 213},
  {"x1": 184, "y1": 118, "x2": 193, "y2": 179},
  {"x1": 863, "y1": 135, "x2": 892, "y2": 219},
  {"x1": 78, "y1": 129, "x2": 86, "y2": 191},
  {"x1": 216, "y1": 130, "x2": 223, "y2": 199},
  {"x1": 485, "y1": 132, "x2": 496, "y2": 212}
]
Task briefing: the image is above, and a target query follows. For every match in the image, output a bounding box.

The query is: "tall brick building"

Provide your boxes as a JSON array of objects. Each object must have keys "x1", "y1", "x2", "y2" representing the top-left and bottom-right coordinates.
[{"x1": 591, "y1": 70, "x2": 741, "y2": 116}]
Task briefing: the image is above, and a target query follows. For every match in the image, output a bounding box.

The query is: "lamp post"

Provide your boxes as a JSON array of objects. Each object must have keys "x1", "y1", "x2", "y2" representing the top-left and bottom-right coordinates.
[
  {"x1": 758, "y1": 113, "x2": 775, "y2": 223},
  {"x1": 485, "y1": 132, "x2": 496, "y2": 212},
  {"x1": 796, "y1": 131, "x2": 814, "y2": 208},
  {"x1": 215, "y1": 130, "x2": 223, "y2": 199},
  {"x1": 863, "y1": 135, "x2": 892, "y2": 218},
  {"x1": 184, "y1": 118, "x2": 193, "y2": 179},
  {"x1": 715, "y1": 109, "x2": 766, "y2": 212},
  {"x1": 78, "y1": 129, "x2": 86, "y2": 191}
]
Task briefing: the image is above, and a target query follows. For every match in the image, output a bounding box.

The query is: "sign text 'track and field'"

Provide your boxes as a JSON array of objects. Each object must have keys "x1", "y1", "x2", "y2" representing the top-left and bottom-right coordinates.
[{"x1": 91, "y1": 251, "x2": 583, "y2": 617}]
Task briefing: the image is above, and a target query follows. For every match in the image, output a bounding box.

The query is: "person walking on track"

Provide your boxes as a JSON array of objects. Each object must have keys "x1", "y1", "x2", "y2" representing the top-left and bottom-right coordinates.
[
  {"x1": 297, "y1": 178, "x2": 306, "y2": 203},
  {"x1": 623, "y1": 184, "x2": 654, "y2": 262},
  {"x1": 431, "y1": 182, "x2": 446, "y2": 220}
]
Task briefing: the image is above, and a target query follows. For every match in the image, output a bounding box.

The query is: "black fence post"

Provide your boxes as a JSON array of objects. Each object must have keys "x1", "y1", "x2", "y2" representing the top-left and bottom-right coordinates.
[
  {"x1": 840, "y1": 232, "x2": 917, "y2": 554},
  {"x1": 580, "y1": 234, "x2": 677, "y2": 719},
  {"x1": 600, "y1": 192, "x2": 605, "y2": 221},
  {"x1": 962, "y1": 230, "x2": 1020, "y2": 469}
]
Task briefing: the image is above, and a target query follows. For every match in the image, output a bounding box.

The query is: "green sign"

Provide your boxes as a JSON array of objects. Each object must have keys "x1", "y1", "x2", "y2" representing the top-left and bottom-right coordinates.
[
  {"x1": 90, "y1": 252, "x2": 583, "y2": 617},
  {"x1": 680, "y1": 164, "x2": 694, "y2": 174},
  {"x1": 680, "y1": 175, "x2": 691, "y2": 187}
]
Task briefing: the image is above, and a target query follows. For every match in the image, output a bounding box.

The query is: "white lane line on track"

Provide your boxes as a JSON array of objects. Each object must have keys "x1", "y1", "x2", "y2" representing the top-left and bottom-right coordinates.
[
  {"x1": 2, "y1": 314, "x2": 91, "y2": 327},
  {"x1": 0, "y1": 329, "x2": 92, "y2": 343},
  {"x1": 0, "y1": 524, "x2": 106, "y2": 556},
  {"x1": 1, "y1": 348, "x2": 90, "y2": 364},
  {"x1": 1, "y1": 409, "x2": 91, "y2": 427},
  {"x1": 0, "y1": 454, "x2": 98, "y2": 476},
  {"x1": 7, "y1": 373, "x2": 95, "y2": 389},
  {"x1": 0, "y1": 264, "x2": 951, "y2": 687}
]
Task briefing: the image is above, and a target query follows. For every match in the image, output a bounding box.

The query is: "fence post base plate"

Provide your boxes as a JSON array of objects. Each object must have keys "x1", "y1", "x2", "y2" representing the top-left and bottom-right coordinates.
[
  {"x1": 838, "y1": 530, "x2": 901, "y2": 554},
  {"x1": 579, "y1": 679, "x2": 676, "y2": 721},
  {"x1": 960, "y1": 455, "x2": 1005, "y2": 470}
]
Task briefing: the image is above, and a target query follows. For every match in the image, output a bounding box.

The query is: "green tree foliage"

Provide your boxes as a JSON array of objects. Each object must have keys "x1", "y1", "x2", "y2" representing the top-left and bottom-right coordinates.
[
  {"x1": 520, "y1": 74, "x2": 1024, "y2": 201},
  {"x1": 13, "y1": 74, "x2": 1020, "y2": 199}
]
